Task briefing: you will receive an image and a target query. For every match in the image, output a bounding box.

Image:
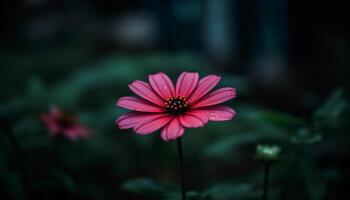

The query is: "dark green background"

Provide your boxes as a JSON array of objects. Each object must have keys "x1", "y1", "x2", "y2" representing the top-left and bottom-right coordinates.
[{"x1": 0, "y1": 0, "x2": 348, "y2": 199}]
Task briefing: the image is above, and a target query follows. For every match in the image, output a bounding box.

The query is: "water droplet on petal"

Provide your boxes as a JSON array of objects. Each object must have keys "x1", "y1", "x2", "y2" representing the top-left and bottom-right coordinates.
[{"x1": 208, "y1": 112, "x2": 218, "y2": 120}]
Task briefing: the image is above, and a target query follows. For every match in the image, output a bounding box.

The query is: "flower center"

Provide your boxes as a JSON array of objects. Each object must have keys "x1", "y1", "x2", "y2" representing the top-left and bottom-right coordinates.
[
  {"x1": 164, "y1": 96, "x2": 189, "y2": 115},
  {"x1": 56, "y1": 113, "x2": 77, "y2": 128}
]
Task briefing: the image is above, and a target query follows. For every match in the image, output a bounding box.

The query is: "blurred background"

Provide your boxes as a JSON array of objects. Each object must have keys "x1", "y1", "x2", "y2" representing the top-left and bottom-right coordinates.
[{"x1": 0, "y1": 0, "x2": 348, "y2": 200}]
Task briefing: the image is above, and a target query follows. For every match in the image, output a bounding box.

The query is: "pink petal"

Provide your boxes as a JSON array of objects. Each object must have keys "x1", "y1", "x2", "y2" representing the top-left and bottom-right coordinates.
[
  {"x1": 116, "y1": 112, "x2": 169, "y2": 129},
  {"x1": 134, "y1": 114, "x2": 172, "y2": 135},
  {"x1": 175, "y1": 72, "x2": 199, "y2": 98},
  {"x1": 179, "y1": 111, "x2": 209, "y2": 128},
  {"x1": 128, "y1": 80, "x2": 164, "y2": 106},
  {"x1": 41, "y1": 114, "x2": 61, "y2": 135},
  {"x1": 148, "y1": 72, "x2": 175, "y2": 100},
  {"x1": 116, "y1": 112, "x2": 141, "y2": 129},
  {"x1": 191, "y1": 87, "x2": 236, "y2": 109},
  {"x1": 117, "y1": 96, "x2": 165, "y2": 112},
  {"x1": 161, "y1": 117, "x2": 185, "y2": 141},
  {"x1": 64, "y1": 125, "x2": 89, "y2": 141},
  {"x1": 187, "y1": 75, "x2": 221, "y2": 104},
  {"x1": 192, "y1": 106, "x2": 236, "y2": 121}
]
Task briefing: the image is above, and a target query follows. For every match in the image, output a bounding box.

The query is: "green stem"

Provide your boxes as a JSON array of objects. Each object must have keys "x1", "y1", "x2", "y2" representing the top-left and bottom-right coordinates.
[
  {"x1": 176, "y1": 137, "x2": 186, "y2": 200},
  {"x1": 262, "y1": 164, "x2": 270, "y2": 200}
]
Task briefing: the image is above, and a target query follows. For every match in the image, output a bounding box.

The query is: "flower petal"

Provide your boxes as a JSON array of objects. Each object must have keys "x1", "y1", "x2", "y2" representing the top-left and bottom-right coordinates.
[
  {"x1": 115, "y1": 112, "x2": 143, "y2": 129},
  {"x1": 188, "y1": 75, "x2": 221, "y2": 104},
  {"x1": 41, "y1": 114, "x2": 61, "y2": 135},
  {"x1": 175, "y1": 72, "x2": 199, "y2": 98},
  {"x1": 161, "y1": 117, "x2": 185, "y2": 141},
  {"x1": 116, "y1": 112, "x2": 169, "y2": 129},
  {"x1": 117, "y1": 96, "x2": 165, "y2": 112},
  {"x1": 179, "y1": 112, "x2": 209, "y2": 128},
  {"x1": 149, "y1": 72, "x2": 175, "y2": 100},
  {"x1": 128, "y1": 80, "x2": 164, "y2": 106},
  {"x1": 191, "y1": 87, "x2": 236, "y2": 109},
  {"x1": 64, "y1": 125, "x2": 89, "y2": 141},
  {"x1": 192, "y1": 106, "x2": 236, "y2": 121},
  {"x1": 134, "y1": 114, "x2": 172, "y2": 135}
]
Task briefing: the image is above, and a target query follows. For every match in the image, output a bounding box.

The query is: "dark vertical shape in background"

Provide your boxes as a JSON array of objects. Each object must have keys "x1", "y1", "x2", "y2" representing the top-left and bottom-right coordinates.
[
  {"x1": 145, "y1": 0, "x2": 174, "y2": 51},
  {"x1": 236, "y1": 0, "x2": 253, "y2": 71},
  {"x1": 249, "y1": 0, "x2": 288, "y2": 85},
  {"x1": 202, "y1": 0, "x2": 234, "y2": 68},
  {"x1": 172, "y1": 0, "x2": 202, "y2": 51}
]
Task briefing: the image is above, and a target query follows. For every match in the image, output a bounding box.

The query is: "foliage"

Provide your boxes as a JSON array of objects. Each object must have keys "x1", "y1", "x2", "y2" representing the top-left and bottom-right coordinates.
[{"x1": 0, "y1": 49, "x2": 349, "y2": 200}]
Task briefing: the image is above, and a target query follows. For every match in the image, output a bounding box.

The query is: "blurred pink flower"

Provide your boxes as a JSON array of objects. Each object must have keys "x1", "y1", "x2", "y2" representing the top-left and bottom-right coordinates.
[
  {"x1": 41, "y1": 107, "x2": 89, "y2": 141},
  {"x1": 116, "y1": 72, "x2": 236, "y2": 141}
]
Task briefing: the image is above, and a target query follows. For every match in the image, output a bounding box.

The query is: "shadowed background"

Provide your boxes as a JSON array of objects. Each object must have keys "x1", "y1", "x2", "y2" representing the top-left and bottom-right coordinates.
[{"x1": 0, "y1": 0, "x2": 348, "y2": 200}]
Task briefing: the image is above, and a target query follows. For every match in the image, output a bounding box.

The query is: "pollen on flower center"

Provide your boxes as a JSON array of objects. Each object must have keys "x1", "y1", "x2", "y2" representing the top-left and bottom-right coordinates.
[
  {"x1": 56, "y1": 113, "x2": 77, "y2": 128},
  {"x1": 164, "y1": 96, "x2": 189, "y2": 115}
]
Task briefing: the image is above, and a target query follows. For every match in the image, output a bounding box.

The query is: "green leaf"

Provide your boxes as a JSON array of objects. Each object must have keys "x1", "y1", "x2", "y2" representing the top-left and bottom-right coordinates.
[
  {"x1": 203, "y1": 182, "x2": 258, "y2": 200},
  {"x1": 290, "y1": 127, "x2": 322, "y2": 145},
  {"x1": 315, "y1": 88, "x2": 347, "y2": 123},
  {"x1": 239, "y1": 105, "x2": 303, "y2": 125},
  {"x1": 122, "y1": 177, "x2": 178, "y2": 198},
  {"x1": 252, "y1": 111, "x2": 305, "y2": 129}
]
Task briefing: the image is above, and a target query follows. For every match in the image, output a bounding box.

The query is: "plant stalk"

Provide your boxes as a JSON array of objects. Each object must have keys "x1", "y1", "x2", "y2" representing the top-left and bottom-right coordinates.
[
  {"x1": 176, "y1": 137, "x2": 186, "y2": 200},
  {"x1": 263, "y1": 164, "x2": 270, "y2": 200}
]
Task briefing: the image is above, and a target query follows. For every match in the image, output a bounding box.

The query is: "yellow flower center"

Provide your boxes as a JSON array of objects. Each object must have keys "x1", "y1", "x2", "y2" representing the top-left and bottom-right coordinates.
[
  {"x1": 56, "y1": 113, "x2": 77, "y2": 128},
  {"x1": 164, "y1": 96, "x2": 189, "y2": 115}
]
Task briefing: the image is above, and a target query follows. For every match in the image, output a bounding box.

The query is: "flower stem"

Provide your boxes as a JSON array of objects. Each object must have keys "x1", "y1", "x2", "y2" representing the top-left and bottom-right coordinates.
[
  {"x1": 176, "y1": 137, "x2": 186, "y2": 200},
  {"x1": 262, "y1": 164, "x2": 270, "y2": 200}
]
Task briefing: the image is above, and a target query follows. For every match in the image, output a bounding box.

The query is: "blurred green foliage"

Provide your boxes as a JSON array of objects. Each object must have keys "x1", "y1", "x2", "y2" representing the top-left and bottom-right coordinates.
[{"x1": 0, "y1": 49, "x2": 349, "y2": 200}]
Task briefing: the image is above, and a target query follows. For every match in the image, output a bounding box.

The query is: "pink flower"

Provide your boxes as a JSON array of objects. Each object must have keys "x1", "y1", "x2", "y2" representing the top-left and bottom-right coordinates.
[
  {"x1": 41, "y1": 107, "x2": 90, "y2": 141},
  {"x1": 116, "y1": 72, "x2": 236, "y2": 141}
]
